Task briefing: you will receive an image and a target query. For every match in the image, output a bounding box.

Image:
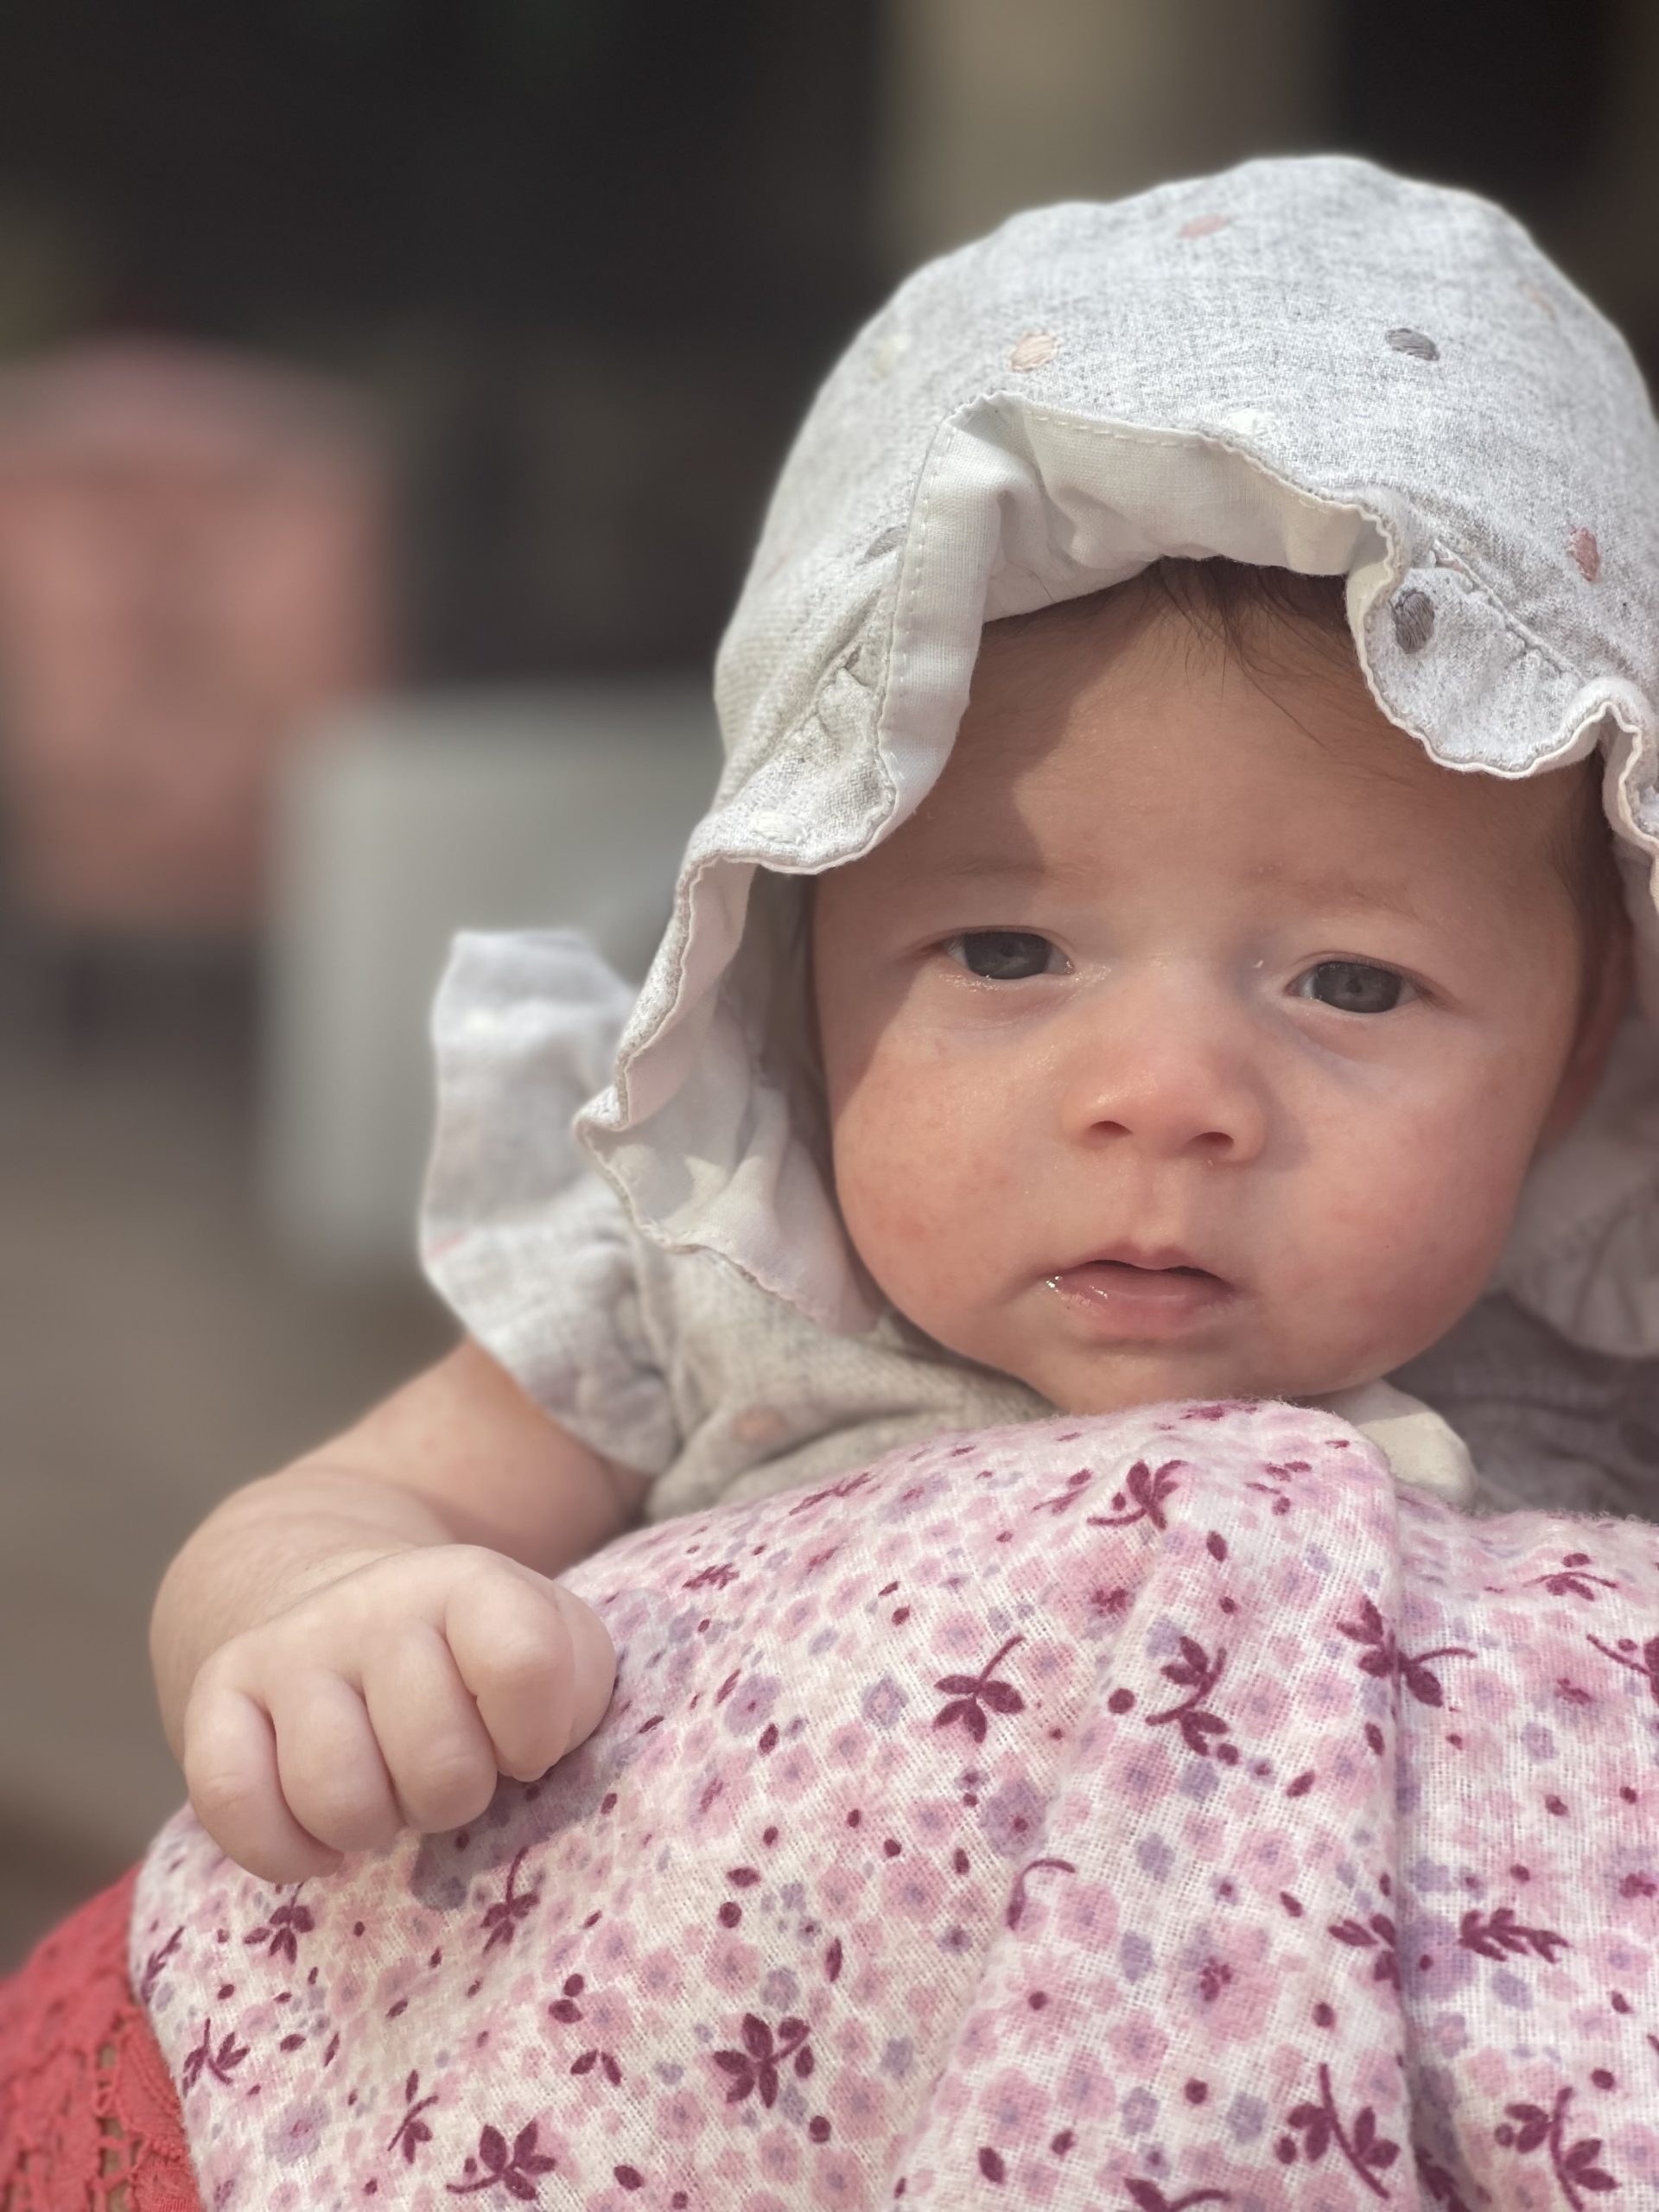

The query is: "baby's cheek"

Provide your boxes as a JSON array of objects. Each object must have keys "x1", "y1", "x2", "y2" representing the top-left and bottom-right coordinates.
[
  {"x1": 1325, "y1": 1107, "x2": 1528, "y2": 1335},
  {"x1": 831, "y1": 1058, "x2": 1008, "y2": 1306}
]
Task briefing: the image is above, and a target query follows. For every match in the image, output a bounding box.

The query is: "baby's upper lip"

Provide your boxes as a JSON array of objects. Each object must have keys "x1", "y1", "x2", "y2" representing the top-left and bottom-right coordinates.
[{"x1": 1059, "y1": 1242, "x2": 1230, "y2": 1283}]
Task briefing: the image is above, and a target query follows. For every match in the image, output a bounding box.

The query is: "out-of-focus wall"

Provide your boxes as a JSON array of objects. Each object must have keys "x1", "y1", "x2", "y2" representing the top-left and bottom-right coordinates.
[{"x1": 880, "y1": 0, "x2": 1331, "y2": 267}]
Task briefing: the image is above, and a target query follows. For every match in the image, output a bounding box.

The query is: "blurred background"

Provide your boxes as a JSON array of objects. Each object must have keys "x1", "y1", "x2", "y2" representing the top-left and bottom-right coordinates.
[{"x1": 1, "y1": 0, "x2": 1655, "y2": 1964}]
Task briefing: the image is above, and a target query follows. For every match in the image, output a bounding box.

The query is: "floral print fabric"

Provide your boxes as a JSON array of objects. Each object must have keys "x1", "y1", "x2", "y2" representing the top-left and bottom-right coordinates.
[{"x1": 134, "y1": 1402, "x2": 1659, "y2": 2209}]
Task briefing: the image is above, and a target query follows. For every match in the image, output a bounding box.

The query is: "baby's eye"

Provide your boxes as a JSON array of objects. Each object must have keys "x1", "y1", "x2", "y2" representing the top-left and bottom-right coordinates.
[
  {"x1": 1294, "y1": 960, "x2": 1410, "y2": 1014},
  {"x1": 948, "y1": 930, "x2": 1062, "y2": 981}
]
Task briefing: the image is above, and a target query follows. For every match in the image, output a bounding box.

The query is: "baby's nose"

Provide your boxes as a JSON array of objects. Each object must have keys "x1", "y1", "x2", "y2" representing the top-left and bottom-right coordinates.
[{"x1": 1057, "y1": 983, "x2": 1268, "y2": 1163}]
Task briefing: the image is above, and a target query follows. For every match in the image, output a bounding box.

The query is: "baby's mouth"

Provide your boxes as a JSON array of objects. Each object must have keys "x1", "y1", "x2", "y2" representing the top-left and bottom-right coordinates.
[{"x1": 1046, "y1": 1250, "x2": 1235, "y2": 1336}]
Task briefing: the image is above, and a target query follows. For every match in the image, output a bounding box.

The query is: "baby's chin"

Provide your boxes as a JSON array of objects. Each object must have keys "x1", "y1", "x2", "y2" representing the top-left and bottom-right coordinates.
[{"x1": 1001, "y1": 1338, "x2": 1392, "y2": 1419}]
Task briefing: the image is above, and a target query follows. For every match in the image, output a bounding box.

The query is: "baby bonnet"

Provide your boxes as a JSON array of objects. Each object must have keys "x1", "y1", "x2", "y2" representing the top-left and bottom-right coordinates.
[{"x1": 426, "y1": 153, "x2": 1659, "y2": 1389}]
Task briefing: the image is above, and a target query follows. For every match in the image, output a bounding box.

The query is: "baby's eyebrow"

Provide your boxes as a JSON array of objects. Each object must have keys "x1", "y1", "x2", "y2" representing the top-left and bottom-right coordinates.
[
  {"x1": 912, "y1": 854, "x2": 1054, "y2": 889},
  {"x1": 916, "y1": 852, "x2": 1430, "y2": 923},
  {"x1": 1260, "y1": 868, "x2": 1427, "y2": 925}
]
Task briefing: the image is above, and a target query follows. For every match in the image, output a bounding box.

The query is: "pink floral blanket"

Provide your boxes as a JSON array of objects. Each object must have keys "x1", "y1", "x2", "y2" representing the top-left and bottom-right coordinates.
[{"x1": 132, "y1": 1401, "x2": 1659, "y2": 2210}]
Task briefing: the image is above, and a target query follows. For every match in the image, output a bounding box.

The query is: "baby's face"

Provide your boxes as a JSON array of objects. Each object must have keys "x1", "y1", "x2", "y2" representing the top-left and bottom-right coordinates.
[{"x1": 812, "y1": 590, "x2": 1622, "y2": 1416}]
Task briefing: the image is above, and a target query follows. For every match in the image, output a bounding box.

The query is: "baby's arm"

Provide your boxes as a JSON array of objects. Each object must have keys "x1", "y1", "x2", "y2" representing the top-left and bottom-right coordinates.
[{"x1": 150, "y1": 1339, "x2": 646, "y2": 1884}]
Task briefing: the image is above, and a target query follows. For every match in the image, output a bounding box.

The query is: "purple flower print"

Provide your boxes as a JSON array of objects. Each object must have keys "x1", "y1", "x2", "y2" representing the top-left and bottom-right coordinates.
[
  {"x1": 445, "y1": 2120, "x2": 558, "y2": 2200},
  {"x1": 723, "y1": 1675, "x2": 780, "y2": 1737},
  {"x1": 981, "y1": 1774, "x2": 1046, "y2": 1859},
  {"x1": 1338, "y1": 1598, "x2": 1472, "y2": 1707},
  {"x1": 1494, "y1": 2086, "x2": 1618, "y2": 2206},
  {"x1": 711, "y1": 2012, "x2": 814, "y2": 2108},
  {"x1": 933, "y1": 1637, "x2": 1027, "y2": 1744}
]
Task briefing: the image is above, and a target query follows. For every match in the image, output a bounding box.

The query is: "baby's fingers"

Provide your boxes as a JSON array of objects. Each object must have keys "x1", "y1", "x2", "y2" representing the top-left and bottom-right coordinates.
[
  {"x1": 446, "y1": 1572, "x2": 609, "y2": 1783},
  {"x1": 183, "y1": 1682, "x2": 343, "y2": 1885},
  {"x1": 267, "y1": 1669, "x2": 403, "y2": 1860},
  {"x1": 361, "y1": 1625, "x2": 498, "y2": 1832}
]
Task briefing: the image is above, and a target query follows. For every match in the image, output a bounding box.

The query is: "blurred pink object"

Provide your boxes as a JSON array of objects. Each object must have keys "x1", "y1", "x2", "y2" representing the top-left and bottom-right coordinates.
[{"x1": 0, "y1": 340, "x2": 390, "y2": 928}]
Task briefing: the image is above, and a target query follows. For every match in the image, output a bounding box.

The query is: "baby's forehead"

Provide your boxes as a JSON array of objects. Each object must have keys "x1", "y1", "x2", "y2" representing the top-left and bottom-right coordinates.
[
  {"x1": 963, "y1": 578, "x2": 1541, "y2": 786},
  {"x1": 922, "y1": 582, "x2": 1598, "y2": 893}
]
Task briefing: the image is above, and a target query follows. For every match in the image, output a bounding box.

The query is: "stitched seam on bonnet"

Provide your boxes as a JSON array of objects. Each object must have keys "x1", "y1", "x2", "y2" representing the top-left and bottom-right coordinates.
[{"x1": 1422, "y1": 538, "x2": 1584, "y2": 685}]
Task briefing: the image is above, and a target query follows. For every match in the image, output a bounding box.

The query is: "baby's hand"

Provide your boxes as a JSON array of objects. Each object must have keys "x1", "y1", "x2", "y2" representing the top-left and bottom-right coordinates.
[{"x1": 181, "y1": 1546, "x2": 616, "y2": 1884}]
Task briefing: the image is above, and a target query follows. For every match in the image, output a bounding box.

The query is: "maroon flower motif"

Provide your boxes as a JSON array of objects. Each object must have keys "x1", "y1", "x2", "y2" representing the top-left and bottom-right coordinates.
[
  {"x1": 547, "y1": 1973, "x2": 585, "y2": 2024},
  {"x1": 1414, "y1": 2148, "x2": 1476, "y2": 2211},
  {"x1": 1145, "y1": 1635, "x2": 1230, "y2": 1756},
  {"x1": 1494, "y1": 2086, "x2": 1617, "y2": 2206},
  {"x1": 1328, "y1": 1911, "x2": 1400, "y2": 1985},
  {"x1": 1529, "y1": 1554, "x2": 1618, "y2": 1601},
  {"x1": 1033, "y1": 1468, "x2": 1093, "y2": 1515},
  {"x1": 137, "y1": 1924, "x2": 183, "y2": 2005},
  {"x1": 1458, "y1": 1905, "x2": 1569, "y2": 1965},
  {"x1": 480, "y1": 1847, "x2": 541, "y2": 1953},
  {"x1": 1277, "y1": 2063, "x2": 1399, "y2": 2197},
  {"x1": 1245, "y1": 1476, "x2": 1294, "y2": 1517},
  {"x1": 786, "y1": 1471, "x2": 874, "y2": 1518},
  {"x1": 570, "y1": 2047, "x2": 623, "y2": 2086},
  {"x1": 1124, "y1": 2182, "x2": 1232, "y2": 2211},
  {"x1": 389, "y1": 2069, "x2": 438, "y2": 2163},
  {"x1": 933, "y1": 1637, "x2": 1027, "y2": 1745},
  {"x1": 1586, "y1": 1632, "x2": 1659, "y2": 1707},
  {"x1": 244, "y1": 1896, "x2": 314, "y2": 1964},
  {"x1": 1005, "y1": 1856, "x2": 1077, "y2": 1931},
  {"x1": 1086, "y1": 1459, "x2": 1182, "y2": 1532},
  {"x1": 180, "y1": 2017, "x2": 250, "y2": 2093},
  {"x1": 445, "y1": 2121, "x2": 558, "y2": 2200},
  {"x1": 711, "y1": 2013, "x2": 814, "y2": 2108},
  {"x1": 1337, "y1": 1598, "x2": 1472, "y2": 1707},
  {"x1": 682, "y1": 1561, "x2": 739, "y2": 1592}
]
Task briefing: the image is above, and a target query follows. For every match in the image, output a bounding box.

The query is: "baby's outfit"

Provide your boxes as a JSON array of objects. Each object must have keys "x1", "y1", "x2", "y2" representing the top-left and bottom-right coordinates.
[{"x1": 422, "y1": 156, "x2": 1659, "y2": 1523}]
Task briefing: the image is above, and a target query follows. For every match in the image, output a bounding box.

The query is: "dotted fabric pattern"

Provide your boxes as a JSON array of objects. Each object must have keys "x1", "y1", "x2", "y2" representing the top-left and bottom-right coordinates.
[{"x1": 135, "y1": 1402, "x2": 1659, "y2": 2209}]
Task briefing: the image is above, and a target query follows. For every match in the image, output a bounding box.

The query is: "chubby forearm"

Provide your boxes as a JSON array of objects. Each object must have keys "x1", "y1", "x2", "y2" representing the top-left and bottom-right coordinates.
[{"x1": 150, "y1": 1462, "x2": 460, "y2": 1758}]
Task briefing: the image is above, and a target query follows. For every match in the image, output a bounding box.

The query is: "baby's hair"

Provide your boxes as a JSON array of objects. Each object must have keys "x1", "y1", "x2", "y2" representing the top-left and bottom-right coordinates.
[{"x1": 999, "y1": 556, "x2": 1623, "y2": 969}]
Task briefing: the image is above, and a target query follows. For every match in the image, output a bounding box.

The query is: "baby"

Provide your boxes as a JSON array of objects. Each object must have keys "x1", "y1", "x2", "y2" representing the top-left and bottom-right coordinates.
[{"x1": 149, "y1": 156, "x2": 1659, "y2": 1887}]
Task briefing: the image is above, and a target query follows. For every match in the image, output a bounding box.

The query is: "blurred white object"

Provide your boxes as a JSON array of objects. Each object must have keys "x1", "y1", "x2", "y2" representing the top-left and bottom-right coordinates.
[{"x1": 264, "y1": 683, "x2": 717, "y2": 1273}]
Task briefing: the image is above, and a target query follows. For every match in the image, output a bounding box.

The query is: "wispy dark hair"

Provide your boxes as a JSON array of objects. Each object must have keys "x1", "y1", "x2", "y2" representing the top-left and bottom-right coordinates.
[{"x1": 996, "y1": 556, "x2": 1621, "y2": 959}]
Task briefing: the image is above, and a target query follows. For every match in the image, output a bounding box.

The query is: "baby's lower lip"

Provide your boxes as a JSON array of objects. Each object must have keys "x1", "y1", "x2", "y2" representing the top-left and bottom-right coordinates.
[{"x1": 1048, "y1": 1261, "x2": 1235, "y2": 1339}]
